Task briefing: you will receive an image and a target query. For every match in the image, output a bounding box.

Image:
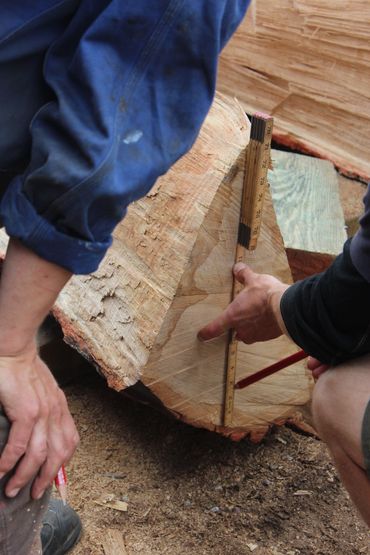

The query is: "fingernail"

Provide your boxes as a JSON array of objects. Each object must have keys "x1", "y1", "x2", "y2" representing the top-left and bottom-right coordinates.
[
  {"x1": 35, "y1": 491, "x2": 44, "y2": 500},
  {"x1": 7, "y1": 488, "x2": 19, "y2": 498},
  {"x1": 233, "y1": 262, "x2": 245, "y2": 273}
]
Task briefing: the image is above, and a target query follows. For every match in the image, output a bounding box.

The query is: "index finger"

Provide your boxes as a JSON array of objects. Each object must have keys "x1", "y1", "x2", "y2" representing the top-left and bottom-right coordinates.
[
  {"x1": 197, "y1": 311, "x2": 231, "y2": 342},
  {"x1": 0, "y1": 420, "x2": 33, "y2": 479}
]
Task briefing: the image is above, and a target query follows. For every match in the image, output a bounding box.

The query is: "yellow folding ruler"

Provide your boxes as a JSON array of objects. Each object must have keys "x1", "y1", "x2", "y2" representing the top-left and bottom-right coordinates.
[{"x1": 223, "y1": 113, "x2": 274, "y2": 427}]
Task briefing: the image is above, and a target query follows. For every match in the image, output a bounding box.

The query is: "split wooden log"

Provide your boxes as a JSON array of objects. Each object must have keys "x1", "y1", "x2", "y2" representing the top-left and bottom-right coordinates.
[
  {"x1": 218, "y1": 0, "x2": 370, "y2": 181},
  {"x1": 0, "y1": 94, "x2": 313, "y2": 440},
  {"x1": 268, "y1": 150, "x2": 347, "y2": 281}
]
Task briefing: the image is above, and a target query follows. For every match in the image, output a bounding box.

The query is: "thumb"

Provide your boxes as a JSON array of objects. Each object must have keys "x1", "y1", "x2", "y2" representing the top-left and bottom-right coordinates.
[{"x1": 233, "y1": 263, "x2": 255, "y2": 286}]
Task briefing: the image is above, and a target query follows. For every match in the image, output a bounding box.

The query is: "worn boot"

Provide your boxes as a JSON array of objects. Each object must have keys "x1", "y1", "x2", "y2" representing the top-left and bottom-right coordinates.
[{"x1": 41, "y1": 498, "x2": 82, "y2": 555}]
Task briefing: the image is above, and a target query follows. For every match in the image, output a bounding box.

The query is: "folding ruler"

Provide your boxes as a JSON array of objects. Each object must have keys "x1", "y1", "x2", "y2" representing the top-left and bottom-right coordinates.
[{"x1": 223, "y1": 113, "x2": 273, "y2": 427}]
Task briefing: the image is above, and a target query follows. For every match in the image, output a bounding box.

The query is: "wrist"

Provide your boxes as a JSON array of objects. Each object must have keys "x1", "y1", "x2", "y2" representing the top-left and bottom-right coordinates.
[
  {"x1": 0, "y1": 328, "x2": 37, "y2": 357},
  {"x1": 268, "y1": 284, "x2": 291, "y2": 337},
  {"x1": 0, "y1": 238, "x2": 70, "y2": 356}
]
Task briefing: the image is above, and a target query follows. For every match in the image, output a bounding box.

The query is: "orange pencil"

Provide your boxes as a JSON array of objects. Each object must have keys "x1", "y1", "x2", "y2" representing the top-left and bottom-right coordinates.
[{"x1": 54, "y1": 465, "x2": 68, "y2": 505}]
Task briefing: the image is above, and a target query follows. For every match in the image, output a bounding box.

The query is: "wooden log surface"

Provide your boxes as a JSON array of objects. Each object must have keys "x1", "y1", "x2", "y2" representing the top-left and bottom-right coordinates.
[
  {"x1": 218, "y1": 0, "x2": 370, "y2": 180},
  {"x1": 0, "y1": 94, "x2": 313, "y2": 440},
  {"x1": 338, "y1": 174, "x2": 367, "y2": 239},
  {"x1": 268, "y1": 150, "x2": 347, "y2": 281}
]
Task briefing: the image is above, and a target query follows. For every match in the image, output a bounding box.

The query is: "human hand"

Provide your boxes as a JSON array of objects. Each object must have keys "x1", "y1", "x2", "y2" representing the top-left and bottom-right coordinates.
[
  {"x1": 198, "y1": 263, "x2": 290, "y2": 343},
  {"x1": 0, "y1": 344, "x2": 79, "y2": 500},
  {"x1": 307, "y1": 356, "x2": 330, "y2": 380}
]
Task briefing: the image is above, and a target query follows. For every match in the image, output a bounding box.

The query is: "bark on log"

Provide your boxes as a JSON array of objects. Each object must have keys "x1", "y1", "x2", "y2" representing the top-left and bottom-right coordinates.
[
  {"x1": 0, "y1": 94, "x2": 313, "y2": 440},
  {"x1": 218, "y1": 0, "x2": 370, "y2": 181}
]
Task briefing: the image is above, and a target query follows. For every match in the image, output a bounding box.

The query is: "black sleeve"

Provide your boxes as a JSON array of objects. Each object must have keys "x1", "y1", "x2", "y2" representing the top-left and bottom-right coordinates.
[{"x1": 280, "y1": 238, "x2": 370, "y2": 365}]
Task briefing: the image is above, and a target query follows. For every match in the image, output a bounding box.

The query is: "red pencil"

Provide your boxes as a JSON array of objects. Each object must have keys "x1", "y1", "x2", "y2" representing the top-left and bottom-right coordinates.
[
  {"x1": 54, "y1": 465, "x2": 68, "y2": 505},
  {"x1": 234, "y1": 349, "x2": 308, "y2": 390}
]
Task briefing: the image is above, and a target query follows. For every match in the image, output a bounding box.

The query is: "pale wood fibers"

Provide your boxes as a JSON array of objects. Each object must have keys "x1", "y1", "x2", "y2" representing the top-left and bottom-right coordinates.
[{"x1": 218, "y1": 0, "x2": 370, "y2": 180}]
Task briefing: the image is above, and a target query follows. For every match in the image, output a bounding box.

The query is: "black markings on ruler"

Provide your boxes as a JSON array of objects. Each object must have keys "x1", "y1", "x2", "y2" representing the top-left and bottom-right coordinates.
[
  {"x1": 250, "y1": 113, "x2": 273, "y2": 144},
  {"x1": 238, "y1": 222, "x2": 251, "y2": 248},
  {"x1": 250, "y1": 116, "x2": 267, "y2": 142}
]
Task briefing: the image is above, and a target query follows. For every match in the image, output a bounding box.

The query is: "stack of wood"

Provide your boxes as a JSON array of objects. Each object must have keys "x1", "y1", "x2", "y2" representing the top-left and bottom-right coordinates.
[{"x1": 218, "y1": 0, "x2": 370, "y2": 181}]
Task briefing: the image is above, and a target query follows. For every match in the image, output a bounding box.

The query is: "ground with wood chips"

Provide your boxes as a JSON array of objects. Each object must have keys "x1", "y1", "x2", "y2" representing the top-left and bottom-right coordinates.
[
  {"x1": 38, "y1": 178, "x2": 370, "y2": 555},
  {"x1": 43, "y1": 174, "x2": 368, "y2": 554},
  {"x1": 48, "y1": 352, "x2": 369, "y2": 555}
]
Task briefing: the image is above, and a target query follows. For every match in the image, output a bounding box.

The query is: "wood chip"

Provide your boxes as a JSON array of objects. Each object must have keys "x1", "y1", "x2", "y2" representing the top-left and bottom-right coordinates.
[
  {"x1": 246, "y1": 544, "x2": 258, "y2": 552},
  {"x1": 94, "y1": 493, "x2": 128, "y2": 512},
  {"x1": 102, "y1": 528, "x2": 128, "y2": 554},
  {"x1": 276, "y1": 436, "x2": 287, "y2": 445},
  {"x1": 293, "y1": 490, "x2": 313, "y2": 496},
  {"x1": 142, "y1": 507, "x2": 152, "y2": 518}
]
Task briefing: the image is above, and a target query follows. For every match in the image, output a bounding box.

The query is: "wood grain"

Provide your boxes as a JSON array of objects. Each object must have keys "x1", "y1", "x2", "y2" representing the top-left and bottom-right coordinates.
[
  {"x1": 0, "y1": 94, "x2": 312, "y2": 438},
  {"x1": 218, "y1": 0, "x2": 370, "y2": 180},
  {"x1": 102, "y1": 529, "x2": 128, "y2": 555},
  {"x1": 268, "y1": 150, "x2": 346, "y2": 280},
  {"x1": 269, "y1": 150, "x2": 346, "y2": 253}
]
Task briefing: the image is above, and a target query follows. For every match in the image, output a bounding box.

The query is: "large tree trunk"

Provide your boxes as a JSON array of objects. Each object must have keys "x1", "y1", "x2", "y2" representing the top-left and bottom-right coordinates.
[
  {"x1": 218, "y1": 0, "x2": 370, "y2": 181},
  {"x1": 0, "y1": 94, "x2": 313, "y2": 440}
]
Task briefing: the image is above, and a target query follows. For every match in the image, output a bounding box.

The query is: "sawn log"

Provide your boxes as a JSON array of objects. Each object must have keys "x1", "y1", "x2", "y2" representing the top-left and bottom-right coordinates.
[{"x1": 0, "y1": 94, "x2": 313, "y2": 440}]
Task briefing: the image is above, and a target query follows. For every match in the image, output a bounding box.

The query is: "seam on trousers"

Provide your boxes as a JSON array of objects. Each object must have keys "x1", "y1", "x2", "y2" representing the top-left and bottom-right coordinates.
[{"x1": 0, "y1": 475, "x2": 10, "y2": 555}]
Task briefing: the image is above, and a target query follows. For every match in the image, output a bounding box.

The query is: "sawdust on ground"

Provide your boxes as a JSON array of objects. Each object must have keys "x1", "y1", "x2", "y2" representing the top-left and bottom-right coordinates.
[{"x1": 50, "y1": 359, "x2": 369, "y2": 555}]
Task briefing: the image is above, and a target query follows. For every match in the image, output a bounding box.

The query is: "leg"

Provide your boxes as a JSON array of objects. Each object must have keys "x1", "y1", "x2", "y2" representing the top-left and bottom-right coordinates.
[
  {"x1": 311, "y1": 353, "x2": 370, "y2": 526},
  {"x1": 0, "y1": 411, "x2": 50, "y2": 555}
]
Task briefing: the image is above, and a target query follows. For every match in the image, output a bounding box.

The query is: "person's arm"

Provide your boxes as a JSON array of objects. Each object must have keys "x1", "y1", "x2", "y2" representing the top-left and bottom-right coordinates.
[
  {"x1": 280, "y1": 238, "x2": 370, "y2": 365},
  {"x1": 0, "y1": 1, "x2": 249, "y2": 275},
  {"x1": 279, "y1": 183, "x2": 370, "y2": 365},
  {"x1": 0, "y1": 238, "x2": 79, "y2": 500}
]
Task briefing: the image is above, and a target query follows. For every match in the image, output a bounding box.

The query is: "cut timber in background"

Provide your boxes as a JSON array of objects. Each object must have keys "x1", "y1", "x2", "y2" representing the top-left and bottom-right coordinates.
[
  {"x1": 0, "y1": 94, "x2": 313, "y2": 440},
  {"x1": 268, "y1": 150, "x2": 347, "y2": 281},
  {"x1": 337, "y1": 174, "x2": 367, "y2": 239},
  {"x1": 218, "y1": 0, "x2": 370, "y2": 181}
]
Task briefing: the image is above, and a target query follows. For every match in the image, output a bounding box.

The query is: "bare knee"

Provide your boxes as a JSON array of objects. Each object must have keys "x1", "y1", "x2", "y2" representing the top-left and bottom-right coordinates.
[
  {"x1": 311, "y1": 362, "x2": 370, "y2": 469},
  {"x1": 311, "y1": 370, "x2": 339, "y2": 441}
]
